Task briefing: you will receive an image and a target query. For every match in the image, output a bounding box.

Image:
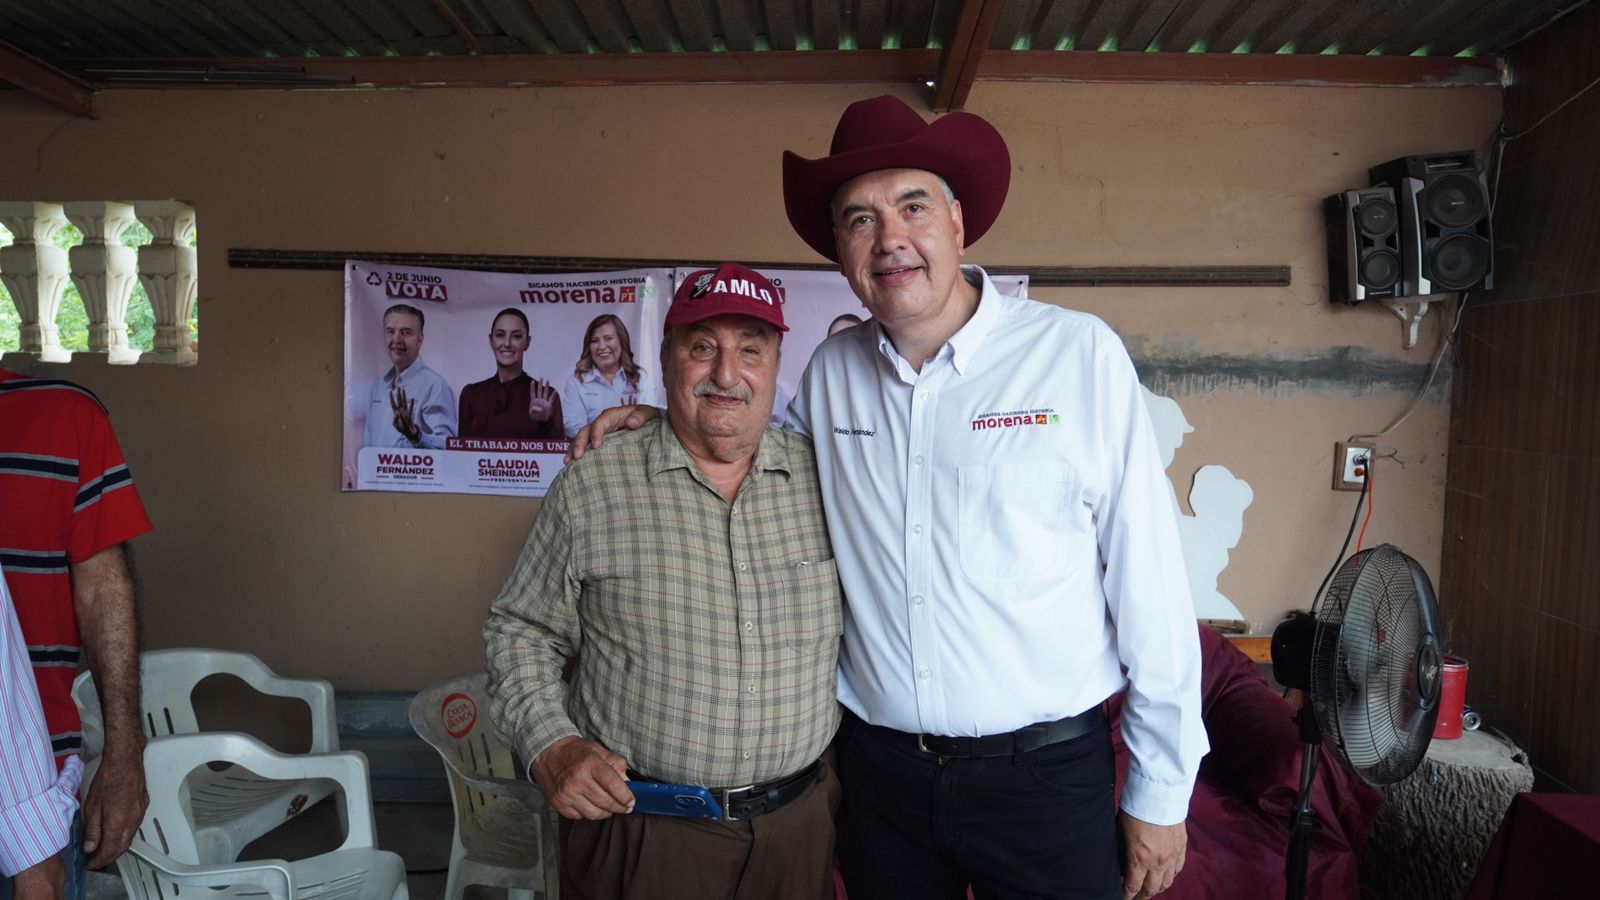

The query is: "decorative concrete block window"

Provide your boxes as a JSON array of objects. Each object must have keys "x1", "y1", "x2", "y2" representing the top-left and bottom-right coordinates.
[{"x1": 0, "y1": 200, "x2": 198, "y2": 365}]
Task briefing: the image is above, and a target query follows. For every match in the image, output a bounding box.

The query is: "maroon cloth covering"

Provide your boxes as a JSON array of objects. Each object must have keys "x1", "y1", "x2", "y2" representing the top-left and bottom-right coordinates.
[
  {"x1": 1465, "y1": 793, "x2": 1600, "y2": 898},
  {"x1": 1105, "y1": 625, "x2": 1386, "y2": 900}
]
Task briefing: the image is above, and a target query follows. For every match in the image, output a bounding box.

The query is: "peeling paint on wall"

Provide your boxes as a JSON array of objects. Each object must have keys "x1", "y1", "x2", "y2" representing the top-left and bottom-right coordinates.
[
  {"x1": 1144, "y1": 388, "x2": 1252, "y2": 620},
  {"x1": 1180, "y1": 466, "x2": 1255, "y2": 621},
  {"x1": 1126, "y1": 339, "x2": 1449, "y2": 400}
]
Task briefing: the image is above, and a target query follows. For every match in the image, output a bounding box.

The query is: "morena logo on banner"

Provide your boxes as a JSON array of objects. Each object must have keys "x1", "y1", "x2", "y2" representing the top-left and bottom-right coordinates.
[
  {"x1": 518, "y1": 284, "x2": 638, "y2": 304},
  {"x1": 441, "y1": 692, "x2": 477, "y2": 739}
]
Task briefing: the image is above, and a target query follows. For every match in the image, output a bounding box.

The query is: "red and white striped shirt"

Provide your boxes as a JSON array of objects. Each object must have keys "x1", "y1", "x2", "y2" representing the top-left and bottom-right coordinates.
[
  {"x1": 1, "y1": 571, "x2": 81, "y2": 876},
  {"x1": 0, "y1": 370, "x2": 153, "y2": 768}
]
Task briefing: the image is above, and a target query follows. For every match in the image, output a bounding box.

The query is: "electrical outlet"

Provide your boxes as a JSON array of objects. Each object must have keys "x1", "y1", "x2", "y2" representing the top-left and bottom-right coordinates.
[{"x1": 1332, "y1": 442, "x2": 1374, "y2": 491}]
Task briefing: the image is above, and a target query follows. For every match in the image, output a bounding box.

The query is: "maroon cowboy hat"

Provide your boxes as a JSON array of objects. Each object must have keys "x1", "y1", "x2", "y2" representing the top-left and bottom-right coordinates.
[{"x1": 782, "y1": 95, "x2": 1011, "y2": 262}]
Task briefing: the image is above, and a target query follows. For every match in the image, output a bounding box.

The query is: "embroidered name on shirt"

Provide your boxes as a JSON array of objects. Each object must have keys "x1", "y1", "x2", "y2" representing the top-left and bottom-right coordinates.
[
  {"x1": 971, "y1": 409, "x2": 1060, "y2": 431},
  {"x1": 833, "y1": 426, "x2": 878, "y2": 437}
]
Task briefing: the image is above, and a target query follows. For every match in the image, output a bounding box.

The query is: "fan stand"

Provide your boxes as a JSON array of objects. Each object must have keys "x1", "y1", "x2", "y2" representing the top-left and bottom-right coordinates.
[{"x1": 1285, "y1": 706, "x2": 1323, "y2": 900}]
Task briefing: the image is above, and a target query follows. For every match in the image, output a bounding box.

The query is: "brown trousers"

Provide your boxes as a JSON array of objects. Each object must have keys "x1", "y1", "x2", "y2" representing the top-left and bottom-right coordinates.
[{"x1": 558, "y1": 762, "x2": 841, "y2": 900}]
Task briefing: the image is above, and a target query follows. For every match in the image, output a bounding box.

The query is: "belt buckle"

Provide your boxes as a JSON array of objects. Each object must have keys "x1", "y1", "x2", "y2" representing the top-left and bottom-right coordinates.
[
  {"x1": 915, "y1": 733, "x2": 947, "y2": 763},
  {"x1": 718, "y1": 784, "x2": 754, "y2": 821}
]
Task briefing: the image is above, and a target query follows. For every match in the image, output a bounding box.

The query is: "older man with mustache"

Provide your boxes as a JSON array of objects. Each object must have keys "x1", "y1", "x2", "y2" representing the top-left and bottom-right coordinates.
[{"x1": 485, "y1": 263, "x2": 843, "y2": 900}]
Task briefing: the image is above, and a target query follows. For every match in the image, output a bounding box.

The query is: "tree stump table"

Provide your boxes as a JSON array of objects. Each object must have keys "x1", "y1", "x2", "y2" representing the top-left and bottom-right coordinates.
[{"x1": 1359, "y1": 731, "x2": 1533, "y2": 900}]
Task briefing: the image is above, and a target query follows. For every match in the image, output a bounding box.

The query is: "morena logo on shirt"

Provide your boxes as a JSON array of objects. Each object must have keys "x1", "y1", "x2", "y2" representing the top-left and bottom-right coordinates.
[{"x1": 970, "y1": 409, "x2": 1060, "y2": 431}]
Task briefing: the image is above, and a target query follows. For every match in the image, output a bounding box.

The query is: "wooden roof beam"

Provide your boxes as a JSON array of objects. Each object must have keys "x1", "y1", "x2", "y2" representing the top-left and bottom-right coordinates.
[
  {"x1": 429, "y1": 0, "x2": 485, "y2": 55},
  {"x1": 932, "y1": 0, "x2": 1006, "y2": 111},
  {"x1": 0, "y1": 39, "x2": 94, "y2": 117},
  {"x1": 976, "y1": 49, "x2": 1502, "y2": 87},
  {"x1": 63, "y1": 50, "x2": 941, "y2": 89}
]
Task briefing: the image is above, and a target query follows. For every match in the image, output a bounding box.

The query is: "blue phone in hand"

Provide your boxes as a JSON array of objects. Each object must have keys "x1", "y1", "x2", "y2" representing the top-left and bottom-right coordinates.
[{"x1": 625, "y1": 781, "x2": 725, "y2": 819}]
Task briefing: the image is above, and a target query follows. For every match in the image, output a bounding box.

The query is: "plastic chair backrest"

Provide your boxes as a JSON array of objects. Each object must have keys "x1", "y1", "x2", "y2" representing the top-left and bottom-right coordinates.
[
  {"x1": 138, "y1": 734, "x2": 224, "y2": 864},
  {"x1": 115, "y1": 840, "x2": 169, "y2": 900},
  {"x1": 408, "y1": 673, "x2": 530, "y2": 828},
  {"x1": 73, "y1": 648, "x2": 338, "y2": 761},
  {"x1": 137, "y1": 732, "x2": 377, "y2": 865}
]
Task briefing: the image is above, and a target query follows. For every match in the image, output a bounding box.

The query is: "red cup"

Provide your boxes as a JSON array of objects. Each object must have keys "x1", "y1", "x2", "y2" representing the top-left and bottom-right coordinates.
[{"x1": 1433, "y1": 655, "x2": 1469, "y2": 740}]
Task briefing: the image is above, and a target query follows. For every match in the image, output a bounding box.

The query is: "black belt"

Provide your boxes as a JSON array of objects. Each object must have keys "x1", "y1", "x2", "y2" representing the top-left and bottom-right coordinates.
[
  {"x1": 635, "y1": 760, "x2": 823, "y2": 821},
  {"x1": 863, "y1": 707, "x2": 1104, "y2": 759},
  {"x1": 715, "y1": 759, "x2": 823, "y2": 820}
]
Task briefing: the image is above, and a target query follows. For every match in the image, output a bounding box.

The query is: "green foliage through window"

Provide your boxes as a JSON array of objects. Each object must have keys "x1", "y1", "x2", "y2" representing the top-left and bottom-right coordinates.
[{"x1": 0, "y1": 219, "x2": 199, "y2": 355}]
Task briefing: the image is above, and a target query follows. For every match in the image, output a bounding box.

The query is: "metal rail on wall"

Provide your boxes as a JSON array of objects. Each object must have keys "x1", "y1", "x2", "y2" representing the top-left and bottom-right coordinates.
[{"x1": 227, "y1": 249, "x2": 1289, "y2": 288}]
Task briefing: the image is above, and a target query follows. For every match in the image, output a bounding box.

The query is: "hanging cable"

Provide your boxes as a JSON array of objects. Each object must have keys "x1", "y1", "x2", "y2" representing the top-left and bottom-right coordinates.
[
  {"x1": 1354, "y1": 460, "x2": 1376, "y2": 553},
  {"x1": 1500, "y1": 72, "x2": 1600, "y2": 143},
  {"x1": 1311, "y1": 465, "x2": 1369, "y2": 614},
  {"x1": 1348, "y1": 295, "x2": 1469, "y2": 444}
]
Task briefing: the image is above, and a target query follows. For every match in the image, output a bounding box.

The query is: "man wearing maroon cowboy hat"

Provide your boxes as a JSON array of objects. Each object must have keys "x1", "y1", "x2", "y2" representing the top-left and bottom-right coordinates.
[
  {"x1": 487, "y1": 264, "x2": 844, "y2": 900},
  {"x1": 572, "y1": 97, "x2": 1205, "y2": 900}
]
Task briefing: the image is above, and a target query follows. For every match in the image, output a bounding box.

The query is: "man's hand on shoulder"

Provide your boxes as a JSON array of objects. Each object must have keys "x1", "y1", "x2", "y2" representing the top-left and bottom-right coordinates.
[
  {"x1": 564, "y1": 405, "x2": 660, "y2": 463},
  {"x1": 1119, "y1": 812, "x2": 1186, "y2": 900},
  {"x1": 531, "y1": 735, "x2": 635, "y2": 820}
]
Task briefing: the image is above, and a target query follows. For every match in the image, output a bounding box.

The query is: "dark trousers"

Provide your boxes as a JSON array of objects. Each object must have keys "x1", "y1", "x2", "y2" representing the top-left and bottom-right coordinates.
[
  {"x1": 559, "y1": 761, "x2": 840, "y2": 900},
  {"x1": 836, "y1": 713, "x2": 1120, "y2": 900}
]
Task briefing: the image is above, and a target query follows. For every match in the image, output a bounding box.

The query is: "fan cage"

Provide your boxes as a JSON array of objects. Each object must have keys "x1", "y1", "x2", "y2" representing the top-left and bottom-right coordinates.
[{"x1": 1310, "y1": 544, "x2": 1441, "y2": 786}]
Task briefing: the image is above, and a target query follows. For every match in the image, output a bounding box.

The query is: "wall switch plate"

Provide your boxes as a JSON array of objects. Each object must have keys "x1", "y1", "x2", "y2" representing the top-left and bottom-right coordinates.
[{"x1": 1333, "y1": 442, "x2": 1374, "y2": 491}]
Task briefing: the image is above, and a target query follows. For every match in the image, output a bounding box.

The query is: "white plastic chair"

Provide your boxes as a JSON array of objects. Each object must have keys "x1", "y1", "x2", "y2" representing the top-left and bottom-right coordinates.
[
  {"x1": 409, "y1": 673, "x2": 559, "y2": 900},
  {"x1": 74, "y1": 648, "x2": 343, "y2": 862},
  {"x1": 116, "y1": 733, "x2": 407, "y2": 900}
]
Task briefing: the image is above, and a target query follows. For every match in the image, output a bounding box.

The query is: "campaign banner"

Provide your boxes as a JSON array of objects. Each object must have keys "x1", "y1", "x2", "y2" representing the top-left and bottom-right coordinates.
[
  {"x1": 345, "y1": 261, "x2": 1028, "y2": 497},
  {"x1": 343, "y1": 262, "x2": 670, "y2": 495}
]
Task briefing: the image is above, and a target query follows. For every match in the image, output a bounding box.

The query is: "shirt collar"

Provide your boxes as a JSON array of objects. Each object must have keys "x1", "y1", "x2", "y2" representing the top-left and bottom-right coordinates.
[
  {"x1": 646, "y1": 417, "x2": 792, "y2": 484},
  {"x1": 385, "y1": 359, "x2": 430, "y2": 385},
  {"x1": 871, "y1": 265, "x2": 1004, "y2": 378},
  {"x1": 581, "y1": 367, "x2": 624, "y2": 386},
  {"x1": 947, "y1": 266, "x2": 1003, "y2": 376}
]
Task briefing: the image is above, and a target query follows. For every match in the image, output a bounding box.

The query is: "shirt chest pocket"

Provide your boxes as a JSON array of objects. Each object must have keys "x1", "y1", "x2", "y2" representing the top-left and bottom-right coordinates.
[
  {"x1": 759, "y1": 558, "x2": 843, "y2": 653},
  {"x1": 957, "y1": 462, "x2": 1091, "y2": 583}
]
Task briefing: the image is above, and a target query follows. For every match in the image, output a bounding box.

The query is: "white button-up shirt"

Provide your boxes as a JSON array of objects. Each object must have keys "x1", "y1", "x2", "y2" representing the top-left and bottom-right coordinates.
[
  {"x1": 365, "y1": 359, "x2": 456, "y2": 449},
  {"x1": 561, "y1": 367, "x2": 665, "y2": 439},
  {"x1": 787, "y1": 267, "x2": 1207, "y2": 826}
]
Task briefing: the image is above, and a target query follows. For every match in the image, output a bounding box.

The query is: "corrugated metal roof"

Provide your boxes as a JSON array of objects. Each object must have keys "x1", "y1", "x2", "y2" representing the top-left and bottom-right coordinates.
[{"x1": 0, "y1": 0, "x2": 1585, "y2": 61}]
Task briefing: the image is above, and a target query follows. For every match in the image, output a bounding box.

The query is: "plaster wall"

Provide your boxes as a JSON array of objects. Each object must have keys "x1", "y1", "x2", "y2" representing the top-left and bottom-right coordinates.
[{"x1": 0, "y1": 80, "x2": 1500, "y2": 688}]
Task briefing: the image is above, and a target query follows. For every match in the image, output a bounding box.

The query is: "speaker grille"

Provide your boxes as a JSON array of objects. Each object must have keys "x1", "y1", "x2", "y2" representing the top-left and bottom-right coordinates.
[
  {"x1": 1425, "y1": 173, "x2": 1488, "y2": 229},
  {"x1": 1362, "y1": 250, "x2": 1401, "y2": 289},
  {"x1": 1358, "y1": 199, "x2": 1398, "y2": 239},
  {"x1": 1430, "y1": 235, "x2": 1491, "y2": 291}
]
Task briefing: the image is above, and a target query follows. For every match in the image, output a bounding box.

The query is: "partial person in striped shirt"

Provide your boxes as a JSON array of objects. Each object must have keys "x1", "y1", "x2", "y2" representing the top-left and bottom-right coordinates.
[
  {"x1": 1, "y1": 571, "x2": 83, "y2": 900},
  {"x1": 0, "y1": 368, "x2": 153, "y2": 881}
]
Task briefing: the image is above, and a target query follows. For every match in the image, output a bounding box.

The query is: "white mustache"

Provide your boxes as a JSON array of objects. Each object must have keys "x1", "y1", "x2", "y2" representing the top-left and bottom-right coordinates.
[{"x1": 693, "y1": 382, "x2": 752, "y2": 403}]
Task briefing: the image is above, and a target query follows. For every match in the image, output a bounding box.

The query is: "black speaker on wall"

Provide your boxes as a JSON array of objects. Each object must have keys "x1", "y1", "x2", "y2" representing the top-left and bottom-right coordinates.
[
  {"x1": 1326, "y1": 187, "x2": 1402, "y2": 304},
  {"x1": 1369, "y1": 151, "x2": 1494, "y2": 295}
]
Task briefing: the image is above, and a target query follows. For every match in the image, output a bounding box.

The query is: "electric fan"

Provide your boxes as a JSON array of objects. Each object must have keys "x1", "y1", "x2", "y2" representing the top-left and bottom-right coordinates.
[{"x1": 1270, "y1": 543, "x2": 1443, "y2": 900}]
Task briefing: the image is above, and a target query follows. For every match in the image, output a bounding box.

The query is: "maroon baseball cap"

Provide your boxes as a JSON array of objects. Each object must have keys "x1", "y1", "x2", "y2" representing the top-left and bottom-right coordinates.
[{"x1": 665, "y1": 263, "x2": 789, "y2": 333}]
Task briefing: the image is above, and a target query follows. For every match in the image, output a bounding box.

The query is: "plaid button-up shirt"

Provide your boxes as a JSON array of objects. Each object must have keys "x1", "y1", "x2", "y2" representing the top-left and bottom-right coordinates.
[{"x1": 485, "y1": 419, "x2": 842, "y2": 788}]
